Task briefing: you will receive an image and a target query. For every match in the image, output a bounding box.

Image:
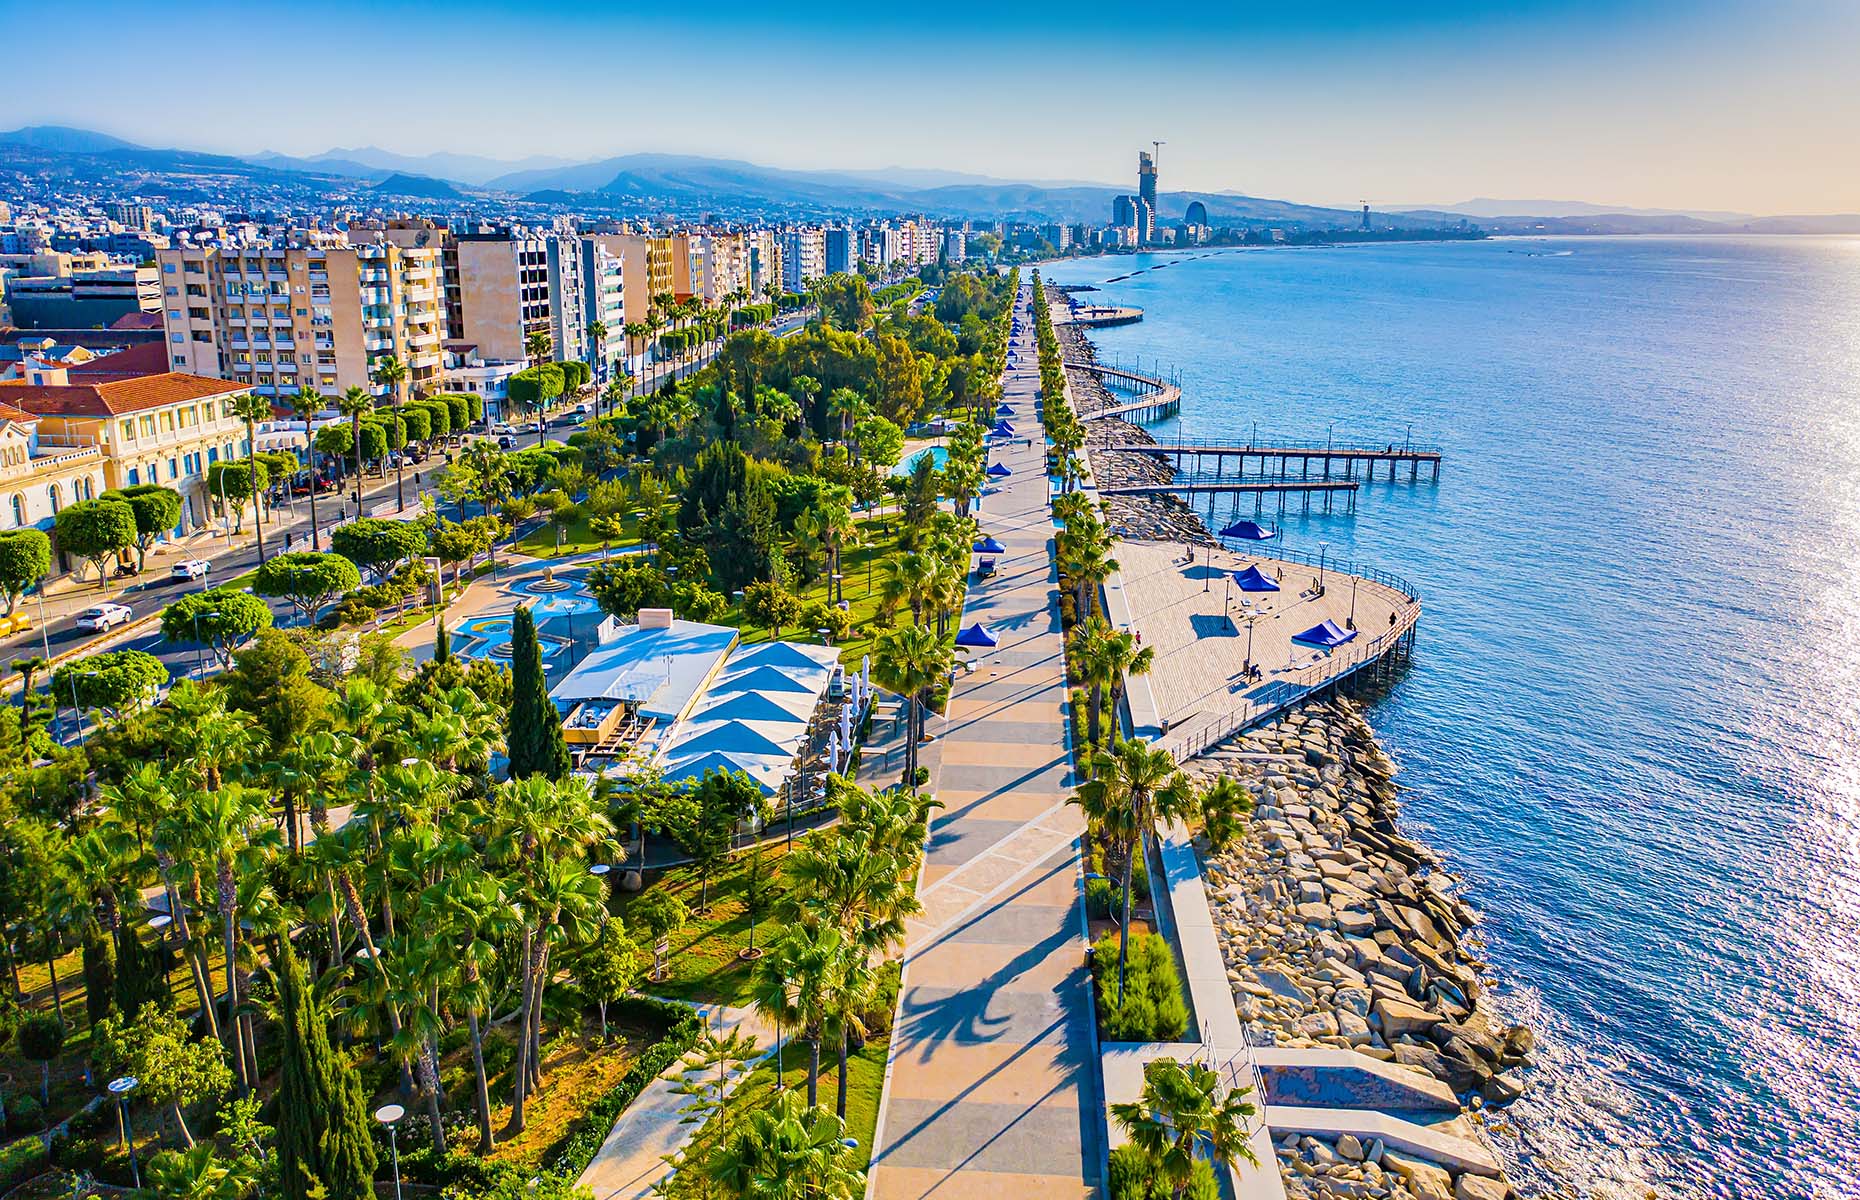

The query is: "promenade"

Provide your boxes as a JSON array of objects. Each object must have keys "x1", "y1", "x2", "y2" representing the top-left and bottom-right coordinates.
[{"x1": 867, "y1": 286, "x2": 1102, "y2": 1198}]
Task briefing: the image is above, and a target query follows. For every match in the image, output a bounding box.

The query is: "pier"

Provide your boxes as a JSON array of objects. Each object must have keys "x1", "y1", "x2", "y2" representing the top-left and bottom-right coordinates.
[
  {"x1": 1105, "y1": 436, "x2": 1443, "y2": 483},
  {"x1": 1068, "y1": 303, "x2": 1144, "y2": 327},
  {"x1": 1069, "y1": 359, "x2": 1183, "y2": 422},
  {"x1": 1099, "y1": 477, "x2": 1360, "y2": 514}
]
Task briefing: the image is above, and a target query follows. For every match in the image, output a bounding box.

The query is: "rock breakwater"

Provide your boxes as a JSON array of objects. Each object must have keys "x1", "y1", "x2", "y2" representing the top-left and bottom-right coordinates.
[{"x1": 1181, "y1": 700, "x2": 1532, "y2": 1200}]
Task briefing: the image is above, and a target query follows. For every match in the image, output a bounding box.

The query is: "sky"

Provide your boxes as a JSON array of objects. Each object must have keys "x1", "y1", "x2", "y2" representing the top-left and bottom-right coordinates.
[{"x1": 2, "y1": 0, "x2": 1856, "y2": 215}]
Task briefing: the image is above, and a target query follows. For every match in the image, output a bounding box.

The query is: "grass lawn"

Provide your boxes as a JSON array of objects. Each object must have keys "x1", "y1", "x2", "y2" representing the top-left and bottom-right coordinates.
[
  {"x1": 705, "y1": 516, "x2": 954, "y2": 668},
  {"x1": 669, "y1": 1030, "x2": 891, "y2": 1188},
  {"x1": 516, "y1": 511, "x2": 645, "y2": 559},
  {"x1": 615, "y1": 842, "x2": 795, "y2": 1007}
]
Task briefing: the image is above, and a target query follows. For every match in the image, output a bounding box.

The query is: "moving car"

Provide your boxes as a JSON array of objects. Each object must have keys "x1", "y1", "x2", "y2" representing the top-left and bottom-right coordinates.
[
  {"x1": 170, "y1": 559, "x2": 212, "y2": 581},
  {"x1": 76, "y1": 602, "x2": 133, "y2": 632}
]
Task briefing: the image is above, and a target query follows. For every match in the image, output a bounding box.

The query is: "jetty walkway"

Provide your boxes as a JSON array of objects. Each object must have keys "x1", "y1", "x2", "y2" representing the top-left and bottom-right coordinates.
[
  {"x1": 866, "y1": 284, "x2": 1101, "y2": 1198},
  {"x1": 1068, "y1": 360, "x2": 1182, "y2": 423},
  {"x1": 1105, "y1": 437, "x2": 1443, "y2": 483}
]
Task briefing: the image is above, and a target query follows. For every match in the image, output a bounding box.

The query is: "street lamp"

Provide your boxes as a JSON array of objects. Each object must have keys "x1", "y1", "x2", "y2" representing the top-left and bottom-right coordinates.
[
  {"x1": 1317, "y1": 541, "x2": 1329, "y2": 591},
  {"x1": 1348, "y1": 575, "x2": 1359, "y2": 630},
  {"x1": 375, "y1": 1104, "x2": 406, "y2": 1200},
  {"x1": 108, "y1": 1076, "x2": 140, "y2": 1188},
  {"x1": 190, "y1": 609, "x2": 222, "y2": 677}
]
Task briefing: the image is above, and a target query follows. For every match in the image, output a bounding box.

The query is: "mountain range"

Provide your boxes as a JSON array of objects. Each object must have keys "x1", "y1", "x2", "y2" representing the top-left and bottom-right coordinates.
[{"x1": 4, "y1": 125, "x2": 1859, "y2": 234}]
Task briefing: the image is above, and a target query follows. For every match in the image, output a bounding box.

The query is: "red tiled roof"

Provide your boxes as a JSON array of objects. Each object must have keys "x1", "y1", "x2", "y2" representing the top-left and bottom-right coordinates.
[
  {"x1": 65, "y1": 341, "x2": 170, "y2": 381},
  {"x1": 0, "y1": 372, "x2": 248, "y2": 417},
  {"x1": 111, "y1": 312, "x2": 166, "y2": 331},
  {"x1": 0, "y1": 401, "x2": 35, "y2": 425}
]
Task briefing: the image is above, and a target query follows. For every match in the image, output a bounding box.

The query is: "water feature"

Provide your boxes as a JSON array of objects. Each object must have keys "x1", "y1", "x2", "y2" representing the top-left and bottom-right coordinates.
[
  {"x1": 894, "y1": 444, "x2": 950, "y2": 477},
  {"x1": 1042, "y1": 239, "x2": 1860, "y2": 1200}
]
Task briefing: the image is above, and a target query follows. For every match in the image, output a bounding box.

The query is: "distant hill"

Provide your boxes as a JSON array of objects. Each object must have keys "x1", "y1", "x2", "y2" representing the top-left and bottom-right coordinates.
[
  {"x1": 371, "y1": 172, "x2": 464, "y2": 199},
  {"x1": 1396, "y1": 197, "x2": 1758, "y2": 222},
  {"x1": 0, "y1": 124, "x2": 143, "y2": 154},
  {"x1": 264, "y1": 145, "x2": 580, "y2": 186}
]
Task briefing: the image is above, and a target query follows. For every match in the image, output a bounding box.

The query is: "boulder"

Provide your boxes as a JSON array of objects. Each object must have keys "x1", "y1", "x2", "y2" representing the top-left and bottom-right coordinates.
[
  {"x1": 1256, "y1": 968, "x2": 1314, "y2": 1007},
  {"x1": 1382, "y1": 1152, "x2": 1453, "y2": 1200},
  {"x1": 1374, "y1": 996, "x2": 1443, "y2": 1039},
  {"x1": 1337, "y1": 1009, "x2": 1374, "y2": 1045},
  {"x1": 1337, "y1": 1133, "x2": 1364, "y2": 1161},
  {"x1": 1455, "y1": 1176, "x2": 1511, "y2": 1200},
  {"x1": 1485, "y1": 1068, "x2": 1527, "y2": 1104}
]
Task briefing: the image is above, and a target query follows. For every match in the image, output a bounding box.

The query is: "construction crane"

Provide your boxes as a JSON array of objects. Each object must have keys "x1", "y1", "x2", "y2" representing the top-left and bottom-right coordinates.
[{"x1": 1152, "y1": 140, "x2": 1166, "y2": 164}]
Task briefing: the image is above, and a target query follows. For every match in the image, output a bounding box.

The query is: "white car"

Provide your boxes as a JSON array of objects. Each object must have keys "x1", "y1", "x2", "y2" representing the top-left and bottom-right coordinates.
[
  {"x1": 492, "y1": 422, "x2": 516, "y2": 437},
  {"x1": 170, "y1": 558, "x2": 212, "y2": 581},
  {"x1": 76, "y1": 603, "x2": 133, "y2": 632}
]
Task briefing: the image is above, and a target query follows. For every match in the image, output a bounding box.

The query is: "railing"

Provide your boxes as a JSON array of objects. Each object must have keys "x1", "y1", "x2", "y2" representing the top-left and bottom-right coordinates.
[
  {"x1": 1214, "y1": 544, "x2": 1421, "y2": 604},
  {"x1": 1139, "y1": 433, "x2": 1444, "y2": 457}
]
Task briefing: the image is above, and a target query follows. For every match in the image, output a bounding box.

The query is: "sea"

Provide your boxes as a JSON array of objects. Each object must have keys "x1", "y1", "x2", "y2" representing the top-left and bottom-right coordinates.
[{"x1": 1041, "y1": 238, "x2": 1860, "y2": 1200}]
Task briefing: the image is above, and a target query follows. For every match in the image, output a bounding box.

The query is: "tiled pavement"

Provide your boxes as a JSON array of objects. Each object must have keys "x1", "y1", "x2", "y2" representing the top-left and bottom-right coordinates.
[{"x1": 868, "y1": 286, "x2": 1103, "y2": 1199}]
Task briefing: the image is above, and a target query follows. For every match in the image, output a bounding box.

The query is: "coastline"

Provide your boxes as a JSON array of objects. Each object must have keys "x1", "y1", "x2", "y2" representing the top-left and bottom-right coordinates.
[{"x1": 1051, "y1": 284, "x2": 1536, "y2": 1200}]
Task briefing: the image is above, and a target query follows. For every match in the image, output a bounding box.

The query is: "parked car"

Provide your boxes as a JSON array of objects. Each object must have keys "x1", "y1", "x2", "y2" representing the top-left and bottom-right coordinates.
[
  {"x1": 496, "y1": 435, "x2": 514, "y2": 450},
  {"x1": 76, "y1": 602, "x2": 133, "y2": 632},
  {"x1": 492, "y1": 422, "x2": 515, "y2": 437},
  {"x1": 170, "y1": 559, "x2": 212, "y2": 581}
]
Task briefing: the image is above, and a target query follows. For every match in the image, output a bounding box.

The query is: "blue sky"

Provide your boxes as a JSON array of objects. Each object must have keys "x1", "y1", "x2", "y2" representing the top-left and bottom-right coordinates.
[{"x1": 3, "y1": 0, "x2": 1855, "y2": 213}]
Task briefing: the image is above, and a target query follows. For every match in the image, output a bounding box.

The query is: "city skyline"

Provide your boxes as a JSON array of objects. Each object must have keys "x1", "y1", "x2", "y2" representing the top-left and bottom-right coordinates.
[{"x1": 2, "y1": 0, "x2": 1856, "y2": 216}]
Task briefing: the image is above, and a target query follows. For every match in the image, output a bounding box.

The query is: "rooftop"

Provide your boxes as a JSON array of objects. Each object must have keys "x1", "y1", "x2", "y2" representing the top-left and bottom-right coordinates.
[
  {"x1": 549, "y1": 617, "x2": 739, "y2": 724},
  {"x1": 0, "y1": 370, "x2": 248, "y2": 417}
]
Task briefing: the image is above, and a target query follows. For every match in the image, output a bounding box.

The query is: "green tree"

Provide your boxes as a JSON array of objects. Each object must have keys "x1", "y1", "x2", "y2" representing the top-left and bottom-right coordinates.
[
  {"x1": 93, "y1": 1003, "x2": 232, "y2": 1147},
  {"x1": 630, "y1": 889, "x2": 687, "y2": 982},
  {"x1": 0, "y1": 529, "x2": 51, "y2": 616},
  {"x1": 674, "y1": 769, "x2": 761, "y2": 912},
  {"x1": 331, "y1": 517, "x2": 426, "y2": 583},
  {"x1": 1070, "y1": 617, "x2": 1155, "y2": 748},
  {"x1": 292, "y1": 386, "x2": 328, "y2": 551},
  {"x1": 253, "y1": 550, "x2": 361, "y2": 625},
  {"x1": 110, "y1": 485, "x2": 184, "y2": 572},
  {"x1": 872, "y1": 624, "x2": 952, "y2": 782},
  {"x1": 54, "y1": 649, "x2": 167, "y2": 720},
  {"x1": 18, "y1": 1013, "x2": 63, "y2": 1104},
  {"x1": 670, "y1": 1024, "x2": 760, "y2": 1133},
  {"x1": 506, "y1": 605, "x2": 569, "y2": 780},
  {"x1": 699, "y1": 1073, "x2": 864, "y2": 1199},
  {"x1": 585, "y1": 556, "x2": 669, "y2": 622},
  {"x1": 742, "y1": 577, "x2": 801, "y2": 641},
  {"x1": 205, "y1": 459, "x2": 269, "y2": 534},
  {"x1": 81, "y1": 915, "x2": 117, "y2": 1029},
  {"x1": 1110, "y1": 1057, "x2": 1258, "y2": 1198},
  {"x1": 272, "y1": 939, "x2": 377, "y2": 1200},
  {"x1": 1074, "y1": 739, "x2": 1198, "y2": 1004},
  {"x1": 335, "y1": 386, "x2": 373, "y2": 504},
  {"x1": 231, "y1": 393, "x2": 275, "y2": 559},
  {"x1": 160, "y1": 587, "x2": 274, "y2": 670},
  {"x1": 577, "y1": 917, "x2": 641, "y2": 1042},
  {"x1": 372, "y1": 355, "x2": 410, "y2": 510},
  {"x1": 221, "y1": 629, "x2": 330, "y2": 752},
  {"x1": 54, "y1": 495, "x2": 137, "y2": 587}
]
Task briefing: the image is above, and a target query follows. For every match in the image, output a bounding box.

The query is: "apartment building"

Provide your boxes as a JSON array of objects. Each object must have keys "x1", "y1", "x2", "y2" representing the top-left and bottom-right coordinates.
[
  {"x1": 451, "y1": 234, "x2": 555, "y2": 365},
  {"x1": 577, "y1": 239, "x2": 627, "y2": 380},
  {"x1": 596, "y1": 233, "x2": 675, "y2": 325},
  {"x1": 823, "y1": 226, "x2": 855, "y2": 277},
  {"x1": 781, "y1": 227, "x2": 825, "y2": 293},
  {"x1": 0, "y1": 363, "x2": 252, "y2": 538},
  {"x1": 699, "y1": 232, "x2": 752, "y2": 305},
  {"x1": 155, "y1": 239, "x2": 446, "y2": 401},
  {"x1": 670, "y1": 233, "x2": 708, "y2": 304},
  {"x1": 745, "y1": 230, "x2": 782, "y2": 300}
]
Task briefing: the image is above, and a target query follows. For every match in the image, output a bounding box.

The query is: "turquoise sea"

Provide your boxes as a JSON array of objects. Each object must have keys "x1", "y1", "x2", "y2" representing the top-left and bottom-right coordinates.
[{"x1": 1042, "y1": 239, "x2": 1860, "y2": 1200}]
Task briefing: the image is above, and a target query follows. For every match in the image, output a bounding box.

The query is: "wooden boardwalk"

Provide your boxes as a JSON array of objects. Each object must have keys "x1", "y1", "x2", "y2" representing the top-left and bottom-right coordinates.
[{"x1": 1103, "y1": 439, "x2": 1442, "y2": 483}]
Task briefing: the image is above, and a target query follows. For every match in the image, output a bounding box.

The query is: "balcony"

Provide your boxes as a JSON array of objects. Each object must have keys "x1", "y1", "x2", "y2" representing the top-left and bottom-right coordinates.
[
  {"x1": 360, "y1": 269, "x2": 388, "y2": 284},
  {"x1": 364, "y1": 334, "x2": 395, "y2": 353},
  {"x1": 270, "y1": 314, "x2": 293, "y2": 327},
  {"x1": 308, "y1": 271, "x2": 329, "y2": 283},
  {"x1": 402, "y1": 265, "x2": 436, "y2": 281},
  {"x1": 405, "y1": 286, "x2": 436, "y2": 303},
  {"x1": 233, "y1": 361, "x2": 254, "y2": 372},
  {"x1": 407, "y1": 330, "x2": 439, "y2": 349},
  {"x1": 360, "y1": 287, "x2": 390, "y2": 305}
]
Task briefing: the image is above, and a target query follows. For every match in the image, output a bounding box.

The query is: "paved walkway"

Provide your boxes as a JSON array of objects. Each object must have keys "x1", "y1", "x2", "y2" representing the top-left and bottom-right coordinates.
[
  {"x1": 867, "y1": 286, "x2": 1102, "y2": 1199},
  {"x1": 576, "y1": 1004, "x2": 775, "y2": 1200}
]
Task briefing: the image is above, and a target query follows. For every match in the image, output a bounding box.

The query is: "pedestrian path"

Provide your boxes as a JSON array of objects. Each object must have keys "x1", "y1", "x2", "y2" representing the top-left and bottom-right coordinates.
[
  {"x1": 576, "y1": 1004, "x2": 774, "y2": 1200},
  {"x1": 867, "y1": 286, "x2": 1103, "y2": 1199}
]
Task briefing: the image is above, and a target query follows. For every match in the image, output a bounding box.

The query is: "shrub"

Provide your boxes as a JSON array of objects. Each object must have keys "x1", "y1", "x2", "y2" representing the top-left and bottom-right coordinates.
[
  {"x1": 1092, "y1": 931, "x2": 1188, "y2": 1042},
  {"x1": 6, "y1": 1094, "x2": 42, "y2": 1135},
  {"x1": 1108, "y1": 1143, "x2": 1219, "y2": 1200}
]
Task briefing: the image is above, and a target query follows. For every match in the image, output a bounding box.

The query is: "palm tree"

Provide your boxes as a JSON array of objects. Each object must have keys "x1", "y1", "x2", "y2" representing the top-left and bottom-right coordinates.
[
  {"x1": 136, "y1": 1145, "x2": 257, "y2": 1200},
  {"x1": 1070, "y1": 617, "x2": 1155, "y2": 747},
  {"x1": 872, "y1": 624, "x2": 951, "y2": 784},
  {"x1": 290, "y1": 386, "x2": 326, "y2": 551},
  {"x1": 372, "y1": 355, "x2": 409, "y2": 511},
  {"x1": 1074, "y1": 738, "x2": 1197, "y2": 1004},
  {"x1": 622, "y1": 322, "x2": 647, "y2": 395},
  {"x1": 749, "y1": 939, "x2": 807, "y2": 1093},
  {"x1": 1110, "y1": 1057, "x2": 1258, "y2": 1198},
  {"x1": 191, "y1": 785, "x2": 279, "y2": 1092},
  {"x1": 525, "y1": 329, "x2": 552, "y2": 368},
  {"x1": 822, "y1": 942, "x2": 875, "y2": 1120},
  {"x1": 769, "y1": 924, "x2": 841, "y2": 1107},
  {"x1": 231, "y1": 392, "x2": 272, "y2": 562},
  {"x1": 586, "y1": 319, "x2": 608, "y2": 387},
  {"x1": 701, "y1": 1088, "x2": 865, "y2": 1200},
  {"x1": 336, "y1": 386, "x2": 372, "y2": 512}
]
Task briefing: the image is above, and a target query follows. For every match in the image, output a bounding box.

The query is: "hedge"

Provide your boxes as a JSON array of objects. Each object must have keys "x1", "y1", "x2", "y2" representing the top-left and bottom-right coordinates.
[
  {"x1": 1092, "y1": 931, "x2": 1188, "y2": 1042},
  {"x1": 1108, "y1": 1143, "x2": 1218, "y2": 1200}
]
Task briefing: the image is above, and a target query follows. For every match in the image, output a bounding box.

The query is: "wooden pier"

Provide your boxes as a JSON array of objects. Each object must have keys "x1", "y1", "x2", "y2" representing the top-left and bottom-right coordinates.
[
  {"x1": 1105, "y1": 437, "x2": 1443, "y2": 483},
  {"x1": 1099, "y1": 477, "x2": 1360, "y2": 514}
]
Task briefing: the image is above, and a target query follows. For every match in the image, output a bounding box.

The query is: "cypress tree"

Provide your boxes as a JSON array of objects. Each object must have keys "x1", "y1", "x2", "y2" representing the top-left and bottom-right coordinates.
[
  {"x1": 80, "y1": 917, "x2": 116, "y2": 1029},
  {"x1": 113, "y1": 925, "x2": 167, "y2": 1017},
  {"x1": 434, "y1": 616, "x2": 451, "y2": 664},
  {"x1": 275, "y1": 939, "x2": 378, "y2": 1200},
  {"x1": 507, "y1": 604, "x2": 570, "y2": 780}
]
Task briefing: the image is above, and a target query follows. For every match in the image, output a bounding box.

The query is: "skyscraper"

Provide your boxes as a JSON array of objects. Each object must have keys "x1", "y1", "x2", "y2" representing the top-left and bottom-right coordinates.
[{"x1": 1138, "y1": 151, "x2": 1159, "y2": 243}]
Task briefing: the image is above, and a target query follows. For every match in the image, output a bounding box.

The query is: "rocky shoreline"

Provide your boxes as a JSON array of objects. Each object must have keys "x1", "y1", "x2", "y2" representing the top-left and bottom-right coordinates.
[
  {"x1": 1049, "y1": 288, "x2": 1532, "y2": 1199},
  {"x1": 1051, "y1": 292, "x2": 1215, "y2": 547},
  {"x1": 1182, "y1": 702, "x2": 1530, "y2": 1200}
]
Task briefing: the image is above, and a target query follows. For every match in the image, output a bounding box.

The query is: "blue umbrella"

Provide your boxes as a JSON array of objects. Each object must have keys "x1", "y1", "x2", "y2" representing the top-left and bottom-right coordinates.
[
  {"x1": 954, "y1": 622, "x2": 999, "y2": 648},
  {"x1": 987, "y1": 463, "x2": 1013, "y2": 478},
  {"x1": 996, "y1": 403, "x2": 1015, "y2": 415},
  {"x1": 994, "y1": 421, "x2": 1016, "y2": 433},
  {"x1": 1232, "y1": 565, "x2": 1281, "y2": 592},
  {"x1": 1219, "y1": 519, "x2": 1276, "y2": 540},
  {"x1": 972, "y1": 536, "x2": 1007, "y2": 554}
]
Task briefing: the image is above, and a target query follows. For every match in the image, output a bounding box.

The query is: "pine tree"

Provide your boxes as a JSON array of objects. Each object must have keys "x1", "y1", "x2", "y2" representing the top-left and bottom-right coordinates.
[
  {"x1": 275, "y1": 939, "x2": 378, "y2": 1200},
  {"x1": 507, "y1": 604, "x2": 570, "y2": 780},
  {"x1": 80, "y1": 917, "x2": 116, "y2": 1029}
]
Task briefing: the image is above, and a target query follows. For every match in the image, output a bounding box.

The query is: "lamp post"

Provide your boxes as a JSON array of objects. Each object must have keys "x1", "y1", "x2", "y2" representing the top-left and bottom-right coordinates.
[
  {"x1": 190, "y1": 609, "x2": 221, "y2": 677},
  {"x1": 1317, "y1": 541, "x2": 1329, "y2": 590},
  {"x1": 1244, "y1": 614, "x2": 1260, "y2": 677},
  {"x1": 1349, "y1": 575, "x2": 1359, "y2": 630},
  {"x1": 374, "y1": 1103, "x2": 405, "y2": 1200},
  {"x1": 108, "y1": 1076, "x2": 140, "y2": 1188}
]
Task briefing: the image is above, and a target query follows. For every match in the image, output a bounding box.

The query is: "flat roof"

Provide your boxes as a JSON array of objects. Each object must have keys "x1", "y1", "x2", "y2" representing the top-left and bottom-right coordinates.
[{"x1": 549, "y1": 618, "x2": 737, "y2": 724}]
